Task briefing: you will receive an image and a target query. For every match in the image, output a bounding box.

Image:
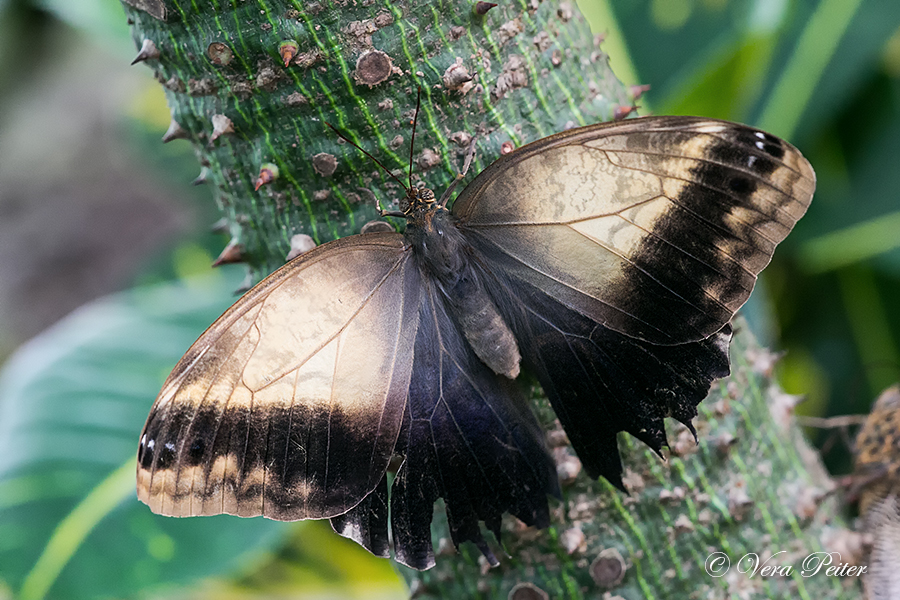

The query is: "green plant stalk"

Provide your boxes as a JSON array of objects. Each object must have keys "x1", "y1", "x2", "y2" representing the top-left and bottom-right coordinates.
[
  {"x1": 125, "y1": 0, "x2": 631, "y2": 277},
  {"x1": 757, "y1": 0, "x2": 864, "y2": 139},
  {"x1": 18, "y1": 461, "x2": 134, "y2": 600},
  {"x1": 123, "y1": 1, "x2": 859, "y2": 598}
]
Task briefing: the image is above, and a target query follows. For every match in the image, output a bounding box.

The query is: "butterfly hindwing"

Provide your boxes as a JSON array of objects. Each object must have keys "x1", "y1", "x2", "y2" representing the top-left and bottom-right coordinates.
[
  {"x1": 484, "y1": 266, "x2": 732, "y2": 486},
  {"x1": 453, "y1": 116, "x2": 815, "y2": 345},
  {"x1": 336, "y1": 273, "x2": 559, "y2": 570},
  {"x1": 137, "y1": 234, "x2": 420, "y2": 520},
  {"x1": 330, "y1": 471, "x2": 391, "y2": 558}
]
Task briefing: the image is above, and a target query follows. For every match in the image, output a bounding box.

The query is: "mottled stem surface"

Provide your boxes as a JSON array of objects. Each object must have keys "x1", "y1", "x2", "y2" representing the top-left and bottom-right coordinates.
[{"x1": 125, "y1": 0, "x2": 629, "y2": 276}]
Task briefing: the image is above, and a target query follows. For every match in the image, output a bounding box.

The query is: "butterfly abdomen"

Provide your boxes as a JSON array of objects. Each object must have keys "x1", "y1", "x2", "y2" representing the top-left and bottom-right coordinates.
[
  {"x1": 444, "y1": 269, "x2": 521, "y2": 379},
  {"x1": 406, "y1": 206, "x2": 521, "y2": 379}
]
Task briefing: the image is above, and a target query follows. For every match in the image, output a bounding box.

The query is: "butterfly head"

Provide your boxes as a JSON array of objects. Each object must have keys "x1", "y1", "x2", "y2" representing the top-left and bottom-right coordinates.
[
  {"x1": 403, "y1": 186, "x2": 436, "y2": 213},
  {"x1": 401, "y1": 186, "x2": 447, "y2": 235}
]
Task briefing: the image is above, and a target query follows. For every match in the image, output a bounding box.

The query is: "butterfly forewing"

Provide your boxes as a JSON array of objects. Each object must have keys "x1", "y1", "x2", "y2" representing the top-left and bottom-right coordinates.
[
  {"x1": 452, "y1": 116, "x2": 815, "y2": 345},
  {"x1": 137, "y1": 233, "x2": 419, "y2": 520}
]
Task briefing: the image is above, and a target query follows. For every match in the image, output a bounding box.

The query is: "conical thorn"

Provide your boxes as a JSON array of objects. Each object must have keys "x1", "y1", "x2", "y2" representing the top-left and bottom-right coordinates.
[
  {"x1": 279, "y1": 40, "x2": 300, "y2": 68},
  {"x1": 212, "y1": 242, "x2": 245, "y2": 267},
  {"x1": 474, "y1": 1, "x2": 497, "y2": 15},
  {"x1": 254, "y1": 163, "x2": 279, "y2": 191},
  {"x1": 286, "y1": 233, "x2": 316, "y2": 261},
  {"x1": 192, "y1": 167, "x2": 211, "y2": 186},
  {"x1": 131, "y1": 39, "x2": 160, "y2": 65},
  {"x1": 613, "y1": 105, "x2": 637, "y2": 121},
  {"x1": 629, "y1": 84, "x2": 651, "y2": 101},
  {"x1": 210, "y1": 217, "x2": 229, "y2": 234},
  {"x1": 209, "y1": 114, "x2": 234, "y2": 142},
  {"x1": 161, "y1": 119, "x2": 189, "y2": 143}
]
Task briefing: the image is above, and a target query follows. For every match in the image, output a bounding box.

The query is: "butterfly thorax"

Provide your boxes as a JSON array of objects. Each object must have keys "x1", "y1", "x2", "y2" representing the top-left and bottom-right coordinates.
[
  {"x1": 402, "y1": 188, "x2": 467, "y2": 283},
  {"x1": 402, "y1": 186, "x2": 521, "y2": 379}
]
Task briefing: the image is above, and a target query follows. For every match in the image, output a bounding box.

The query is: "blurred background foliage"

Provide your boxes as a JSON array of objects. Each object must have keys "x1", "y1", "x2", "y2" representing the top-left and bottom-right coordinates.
[{"x1": 0, "y1": 0, "x2": 898, "y2": 597}]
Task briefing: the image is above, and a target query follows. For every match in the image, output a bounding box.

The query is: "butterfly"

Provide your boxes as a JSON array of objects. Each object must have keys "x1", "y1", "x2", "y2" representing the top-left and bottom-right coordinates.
[{"x1": 136, "y1": 115, "x2": 815, "y2": 570}]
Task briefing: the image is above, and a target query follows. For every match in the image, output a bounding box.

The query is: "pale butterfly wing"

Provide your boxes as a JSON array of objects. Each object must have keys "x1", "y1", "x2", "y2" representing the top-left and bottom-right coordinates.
[
  {"x1": 452, "y1": 116, "x2": 815, "y2": 345},
  {"x1": 136, "y1": 116, "x2": 816, "y2": 570},
  {"x1": 137, "y1": 233, "x2": 420, "y2": 520}
]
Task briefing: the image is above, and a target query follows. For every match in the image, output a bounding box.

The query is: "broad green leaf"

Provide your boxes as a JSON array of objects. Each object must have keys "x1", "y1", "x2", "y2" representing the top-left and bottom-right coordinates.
[
  {"x1": 0, "y1": 269, "x2": 288, "y2": 600},
  {"x1": 661, "y1": 34, "x2": 777, "y2": 122}
]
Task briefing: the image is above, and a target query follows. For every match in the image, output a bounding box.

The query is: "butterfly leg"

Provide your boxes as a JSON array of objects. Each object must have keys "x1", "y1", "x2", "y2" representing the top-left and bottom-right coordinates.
[
  {"x1": 375, "y1": 196, "x2": 406, "y2": 219},
  {"x1": 438, "y1": 135, "x2": 479, "y2": 208}
]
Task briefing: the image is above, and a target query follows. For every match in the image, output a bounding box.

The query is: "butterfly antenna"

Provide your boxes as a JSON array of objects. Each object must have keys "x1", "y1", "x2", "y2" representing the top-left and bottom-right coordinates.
[
  {"x1": 325, "y1": 122, "x2": 407, "y2": 190},
  {"x1": 408, "y1": 87, "x2": 421, "y2": 190},
  {"x1": 438, "y1": 134, "x2": 478, "y2": 208}
]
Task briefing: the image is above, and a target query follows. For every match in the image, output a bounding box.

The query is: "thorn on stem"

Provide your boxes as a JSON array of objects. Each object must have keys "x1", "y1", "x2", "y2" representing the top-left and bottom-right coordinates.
[
  {"x1": 131, "y1": 39, "x2": 159, "y2": 65},
  {"x1": 613, "y1": 105, "x2": 637, "y2": 121},
  {"x1": 210, "y1": 114, "x2": 235, "y2": 142},
  {"x1": 254, "y1": 163, "x2": 279, "y2": 191},
  {"x1": 474, "y1": 1, "x2": 497, "y2": 15},
  {"x1": 161, "y1": 119, "x2": 188, "y2": 143},
  {"x1": 212, "y1": 242, "x2": 245, "y2": 267},
  {"x1": 630, "y1": 84, "x2": 651, "y2": 101},
  {"x1": 279, "y1": 40, "x2": 300, "y2": 67},
  {"x1": 192, "y1": 167, "x2": 210, "y2": 186}
]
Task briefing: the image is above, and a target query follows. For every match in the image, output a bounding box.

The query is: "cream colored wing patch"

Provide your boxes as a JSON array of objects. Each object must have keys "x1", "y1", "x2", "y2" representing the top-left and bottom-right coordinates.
[
  {"x1": 453, "y1": 116, "x2": 815, "y2": 345},
  {"x1": 137, "y1": 233, "x2": 420, "y2": 520}
]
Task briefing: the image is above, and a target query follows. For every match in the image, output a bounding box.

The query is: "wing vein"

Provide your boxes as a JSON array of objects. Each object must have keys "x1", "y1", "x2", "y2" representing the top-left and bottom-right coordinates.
[
  {"x1": 465, "y1": 230, "x2": 672, "y2": 339},
  {"x1": 323, "y1": 328, "x2": 341, "y2": 502},
  {"x1": 600, "y1": 147, "x2": 808, "y2": 221},
  {"x1": 567, "y1": 222, "x2": 743, "y2": 313},
  {"x1": 282, "y1": 368, "x2": 300, "y2": 488},
  {"x1": 365, "y1": 258, "x2": 413, "y2": 479},
  {"x1": 252, "y1": 251, "x2": 410, "y2": 393},
  {"x1": 490, "y1": 227, "x2": 720, "y2": 329},
  {"x1": 597, "y1": 126, "x2": 812, "y2": 180}
]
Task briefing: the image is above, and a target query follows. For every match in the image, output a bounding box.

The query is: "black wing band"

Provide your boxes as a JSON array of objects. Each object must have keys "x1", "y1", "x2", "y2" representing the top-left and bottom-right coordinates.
[{"x1": 484, "y1": 264, "x2": 732, "y2": 488}]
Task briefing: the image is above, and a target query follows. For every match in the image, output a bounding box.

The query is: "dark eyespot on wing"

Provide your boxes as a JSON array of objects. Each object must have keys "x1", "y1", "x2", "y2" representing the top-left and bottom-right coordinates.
[
  {"x1": 453, "y1": 116, "x2": 815, "y2": 346},
  {"x1": 485, "y1": 270, "x2": 731, "y2": 487},
  {"x1": 728, "y1": 175, "x2": 755, "y2": 195},
  {"x1": 136, "y1": 234, "x2": 420, "y2": 521}
]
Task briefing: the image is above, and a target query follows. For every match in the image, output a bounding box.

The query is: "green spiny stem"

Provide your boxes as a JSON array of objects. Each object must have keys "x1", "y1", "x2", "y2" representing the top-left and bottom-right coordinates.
[{"x1": 125, "y1": 0, "x2": 628, "y2": 277}]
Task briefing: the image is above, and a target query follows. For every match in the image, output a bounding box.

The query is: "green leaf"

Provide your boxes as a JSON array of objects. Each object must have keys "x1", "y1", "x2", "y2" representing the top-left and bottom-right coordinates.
[
  {"x1": 0, "y1": 269, "x2": 288, "y2": 600},
  {"x1": 756, "y1": 0, "x2": 865, "y2": 139},
  {"x1": 660, "y1": 33, "x2": 777, "y2": 122}
]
